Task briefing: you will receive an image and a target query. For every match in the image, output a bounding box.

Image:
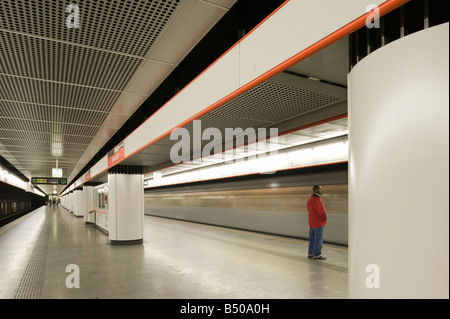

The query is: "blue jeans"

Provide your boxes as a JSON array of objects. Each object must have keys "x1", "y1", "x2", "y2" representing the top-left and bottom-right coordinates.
[{"x1": 308, "y1": 227, "x2": 324, "y2": 257}]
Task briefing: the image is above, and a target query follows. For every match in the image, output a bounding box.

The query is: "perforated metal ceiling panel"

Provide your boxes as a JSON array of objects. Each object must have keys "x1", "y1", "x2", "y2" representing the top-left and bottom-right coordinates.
[
  {"x1": 207, "y1": 81, "x2": 343, "y2": 124},
  {"x1": 0, "y1": 0, "x2": 237, "y2": 194},
  {"x1": 0, "y1": 31, "x2": 143, "y2": 90},
  {"x1": 1, "y1": 0, "x2": 181, "y2": 56}
]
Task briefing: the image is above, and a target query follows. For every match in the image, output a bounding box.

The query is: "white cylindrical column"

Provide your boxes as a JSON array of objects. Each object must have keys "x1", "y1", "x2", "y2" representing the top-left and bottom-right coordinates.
[
  {"x1": 348, "y1": 24, "x2": 449, "y2": 298},
  {"x1": 108, "y1": 168, "x2": 144, "y2": 244},
  {"x1": 83, "y1": 186, "x2": 94, "y2": 224},
  {"x1": 69, "y1": 191, "x2": 74, "y2": 213},
  {"x1": 73, "y1": 188, "x2": 84, "y2": 217},
  {"x1": 73, "y1": 190, "x2": 78, "y2": 215}
]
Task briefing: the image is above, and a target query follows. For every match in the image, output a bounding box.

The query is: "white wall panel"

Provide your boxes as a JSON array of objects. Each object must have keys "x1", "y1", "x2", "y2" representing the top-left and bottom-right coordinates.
[
  {"x1": 89, "y1": 156, "x2": 108, "y2": 179},
  {"x1": 108, "y1": 174, "x2": 144, "y2": 242},
  {"x1": 125, "y1": 45, "x2": 240, "y2": 157},
  {"x1": 239, "y1": 0, "x2": 386, "y2": 86},
  {"x1": 348, "y1": 24, "x2": 449, "y2": 298}
]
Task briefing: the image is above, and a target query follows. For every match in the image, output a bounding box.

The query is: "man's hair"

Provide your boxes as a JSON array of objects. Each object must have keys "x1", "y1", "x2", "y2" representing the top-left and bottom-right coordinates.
[{"x1": 313, "y1": 185, "x2": 321, "y2": 192}]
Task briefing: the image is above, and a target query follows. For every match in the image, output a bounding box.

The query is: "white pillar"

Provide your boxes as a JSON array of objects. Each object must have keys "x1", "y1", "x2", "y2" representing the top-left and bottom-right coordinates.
[
  {"x1": 69, "y1": 191, "x2": 74, "y2": 213},
  {"x1": 83, "y1": 186, "x2": 94, "y2": 224},
  {"x1": 73, "y1": 190, "x2": 78, "y2": 215},
  {"x1": 108, "y1": 168, "x2": 144, "y2": 244},
  {"x1": 73, "y1": 188, "x2": 84, "y2": 217},
  {"x1": 348, "y1": 24, "x2": 449, "y2": 298}
]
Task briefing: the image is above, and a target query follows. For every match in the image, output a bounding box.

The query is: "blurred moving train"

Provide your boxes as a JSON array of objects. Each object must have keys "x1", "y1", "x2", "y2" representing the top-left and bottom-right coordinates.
[
  {"x1": 0, "y1": 200, "x2": 33, "y2": 224},
  {"x1": 0, "y1": 180, "x2": 45, "y2": 227},
  {"x1": 144, "y1": 166, "x2": 348, "y2": 245}
]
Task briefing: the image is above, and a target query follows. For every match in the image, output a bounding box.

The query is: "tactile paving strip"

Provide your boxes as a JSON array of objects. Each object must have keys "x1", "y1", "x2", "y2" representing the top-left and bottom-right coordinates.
[{"x1": 13, "y1": 224, "x2": 50, "y2": 299}]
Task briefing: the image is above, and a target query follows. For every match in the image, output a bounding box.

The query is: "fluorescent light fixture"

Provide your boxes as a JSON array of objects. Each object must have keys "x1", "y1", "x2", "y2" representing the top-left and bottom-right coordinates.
[
  {"x1": 145, "y1": 119, "x2": 348, "y2": 188},
  {"x1": 145, "y1": 139, "x2": 348, "y2": 188},
  {"x1": 0, "y1": 165, "x2": 45, "y2": 196}
]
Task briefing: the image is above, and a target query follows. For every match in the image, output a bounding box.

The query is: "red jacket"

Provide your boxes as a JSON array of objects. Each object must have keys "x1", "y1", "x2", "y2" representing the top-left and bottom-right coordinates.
[{"x1": 307, "y1": 194, "x2": 327, "y2": 228}]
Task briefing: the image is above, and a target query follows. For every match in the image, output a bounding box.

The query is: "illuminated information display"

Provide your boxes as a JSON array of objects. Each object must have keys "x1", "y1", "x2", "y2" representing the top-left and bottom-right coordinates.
[{"x1": 31, "y1": 177, "x2": 67, "y2": 185}]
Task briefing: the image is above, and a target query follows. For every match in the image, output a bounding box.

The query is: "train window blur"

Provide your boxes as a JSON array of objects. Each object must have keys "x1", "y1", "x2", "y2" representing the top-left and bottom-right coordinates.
[
  {"x1": 146, "y1": 185, "x2": 347, "y2": 213},
  {"x1": 144, "y1": 171, "x2": 349, "y2": 245},
  {"x1": 0, "y1": 200, "x2": 32, "y2": 220}
]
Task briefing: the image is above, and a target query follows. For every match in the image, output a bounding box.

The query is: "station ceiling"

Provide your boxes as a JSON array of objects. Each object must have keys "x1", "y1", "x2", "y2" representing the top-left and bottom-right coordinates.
[{"x1": 0, "y1": 0, "x2": 349, "y2": 195}]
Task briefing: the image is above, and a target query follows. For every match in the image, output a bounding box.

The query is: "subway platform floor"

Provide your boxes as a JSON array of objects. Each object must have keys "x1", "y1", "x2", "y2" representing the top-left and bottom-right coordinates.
[{"x1": 0, "y1": 206, "x2": 347, "y2": 299}]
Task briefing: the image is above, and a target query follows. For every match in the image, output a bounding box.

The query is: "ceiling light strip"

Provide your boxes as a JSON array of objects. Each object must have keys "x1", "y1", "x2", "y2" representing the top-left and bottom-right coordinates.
[
  {"x1": 0, "y1": 99, "x2": 119, "y2": 115},
  {"x1": 0, "y1": 136, "x2": 90, "y2": 146},
  {"x1": 0, "y1": 128, "x2": 99, "y2": 139},
  {"x1": 0, "y1": 116, "x2": 104, "y2": 129},
  {"x1": 0, "y1": 73, "x2": 123, "y2": 93},
  {"x1": 198, "y1": 0, "x2": 232, "y2": 11},
  {"x1": 144, "y1": 116, "x2": 348, "y2": 178}
]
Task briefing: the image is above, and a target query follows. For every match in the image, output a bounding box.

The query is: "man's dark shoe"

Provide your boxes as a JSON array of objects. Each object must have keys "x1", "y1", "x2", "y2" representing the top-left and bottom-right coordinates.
[
  {"x1": 308, "y1": 255, "x2": 314, "y2": 259},
  {"x1": 313, "y1": 255, "x2": 326, "y2": 260}
]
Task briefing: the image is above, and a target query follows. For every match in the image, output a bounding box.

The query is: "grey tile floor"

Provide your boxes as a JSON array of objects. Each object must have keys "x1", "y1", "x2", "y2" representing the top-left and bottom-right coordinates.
[{"x1": 0, "y1": 206, "x2": 348, "y2": 299}]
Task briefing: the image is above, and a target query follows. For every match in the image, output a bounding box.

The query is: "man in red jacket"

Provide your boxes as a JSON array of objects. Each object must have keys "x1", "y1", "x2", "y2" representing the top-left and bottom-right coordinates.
[{"x1": 307, "y1": 185, "x2": 327, "y2": 260}]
